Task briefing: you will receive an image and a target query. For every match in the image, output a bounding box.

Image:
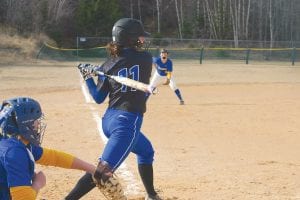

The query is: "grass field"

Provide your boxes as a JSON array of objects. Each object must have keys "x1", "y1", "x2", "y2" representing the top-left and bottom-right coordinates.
[{"x1": 1, "y1": 60, "x2": 300, "y2": 200}]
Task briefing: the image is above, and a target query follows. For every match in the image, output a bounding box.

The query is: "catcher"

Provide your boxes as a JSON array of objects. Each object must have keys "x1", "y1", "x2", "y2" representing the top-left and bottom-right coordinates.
[{"x1": 0, "y1": 97, "x2": 96, "y2": 200}]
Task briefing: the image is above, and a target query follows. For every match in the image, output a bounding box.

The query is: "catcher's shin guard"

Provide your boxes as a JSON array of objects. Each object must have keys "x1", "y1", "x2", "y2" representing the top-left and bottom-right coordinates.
[{"x1": 93, "y1": 160, "x2": 127, "y2": 200}]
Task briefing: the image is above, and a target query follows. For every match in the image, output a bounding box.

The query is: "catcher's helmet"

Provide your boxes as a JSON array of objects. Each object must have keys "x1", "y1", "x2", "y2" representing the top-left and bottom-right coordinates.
[
  {"x1": 112, "y1": 18, "x2": 150, "y2": 47},
  {"x1": 0, "y1": 97, "x2": 46, "y2": 146}
]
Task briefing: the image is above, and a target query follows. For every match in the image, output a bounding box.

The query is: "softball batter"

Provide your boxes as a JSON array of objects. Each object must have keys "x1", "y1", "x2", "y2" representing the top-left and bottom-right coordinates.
[
  {"x1": 66, "y1": 18, "x2": 161, "y2": 200},
  {"x1": 150, "y1": 49, "x2": 184, "y2": 105}
]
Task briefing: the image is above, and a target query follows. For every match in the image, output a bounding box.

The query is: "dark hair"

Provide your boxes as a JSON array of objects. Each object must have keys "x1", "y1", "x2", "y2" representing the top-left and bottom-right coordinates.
[
  {"x1": 106, "y1": 42, "x2": 122, "y2": 58},
  {"x1": 106, "y1": 41, "x2": 143, "y2": 58}
]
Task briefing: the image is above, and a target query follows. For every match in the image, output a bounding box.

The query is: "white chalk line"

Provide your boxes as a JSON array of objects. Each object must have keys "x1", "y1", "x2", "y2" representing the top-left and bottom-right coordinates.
[{"x1": 80, "y1": 79, "x2": 142, "y2": 195}]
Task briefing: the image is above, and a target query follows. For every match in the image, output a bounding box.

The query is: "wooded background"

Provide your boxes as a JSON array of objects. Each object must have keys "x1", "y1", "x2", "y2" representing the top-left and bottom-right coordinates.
[{"x1": 0, "y1": 0, "x2": 299, "y2": 47}]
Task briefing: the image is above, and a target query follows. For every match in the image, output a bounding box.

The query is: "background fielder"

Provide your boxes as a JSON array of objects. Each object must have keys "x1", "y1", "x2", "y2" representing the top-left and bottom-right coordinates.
[{"x1": 150, "y1": 49, "x2": 184, "y2": 105}]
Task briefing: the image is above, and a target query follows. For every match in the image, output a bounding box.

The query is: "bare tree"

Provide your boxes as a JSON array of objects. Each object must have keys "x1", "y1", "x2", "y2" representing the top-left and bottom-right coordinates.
[
  {"x1": 155, "y1": 0, "x2": 160, "y2": 33},
  {"x1": 130, "y1": 0, "x2": 133, "y2": 18},
  {"x1": 204, "y1": 0, "x2": 218, "y2": 39},
  {"x1": 236, "y1": 0, "x2": 240, "y2": 39},
  {"x1": 174, "y1": 0, "x2": 182, "y2": 38},
  {"x1": 180, "y1": 0, "x2": 183, "y2": 28},
  {"x1": 1, "y1": 0, "x2": 300, "y2": 42},
  {"x1": 245, "y1": 0, "x2": 251, "y2": 40},
  {"x1": 196, "y1": 0, "x2": 200, "y2": 19},
  {"x1": 230, "y1": 0, "x2": 239, "y2": 47},
  {"x1": 257, "y1": 0, "x2": 264, "y2": 42},
  {"x1": 48, "y1": 0, "x2": 76, "y2": 22},
  {"x1": 269, "y1": 0, "x2": 273, "y2": 48},
  {"x1": 138, "y1": 0, "x2": 142, "y2": 21}
]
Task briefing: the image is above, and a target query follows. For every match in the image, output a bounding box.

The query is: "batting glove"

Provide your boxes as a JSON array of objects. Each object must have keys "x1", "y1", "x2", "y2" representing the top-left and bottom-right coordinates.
[{"x1": 78, "y1": 63, "x2": 95, "y2": 80}]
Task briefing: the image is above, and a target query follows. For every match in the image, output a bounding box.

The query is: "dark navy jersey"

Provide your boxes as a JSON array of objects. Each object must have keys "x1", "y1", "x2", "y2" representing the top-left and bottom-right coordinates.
[{"x1": 97, "y1": 48, "x2": 152, "y2": 114}]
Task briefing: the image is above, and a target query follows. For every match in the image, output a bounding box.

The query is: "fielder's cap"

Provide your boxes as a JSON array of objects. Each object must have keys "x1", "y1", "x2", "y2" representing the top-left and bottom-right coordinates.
[{"x1": 160, "y1": 48, "x2": 168, "y2": 53}]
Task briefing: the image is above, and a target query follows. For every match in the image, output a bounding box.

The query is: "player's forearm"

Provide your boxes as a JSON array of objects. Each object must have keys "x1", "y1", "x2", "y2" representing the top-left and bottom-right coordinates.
[
  {"x1": 10, "y1": 186, "x2": 37, "y2": 200},
  {"x1": 71, "y1": 157, "x2": 96, "y2": 174},
  {"x1": 36, "y1": 148, "x2": 74, "y2": 168},
  {"x1": 86, "y1": 78, "x2": 108, "y2": 103},
  {"x1": 37, "y1": 148, "x2": 95, "y2": 173}
]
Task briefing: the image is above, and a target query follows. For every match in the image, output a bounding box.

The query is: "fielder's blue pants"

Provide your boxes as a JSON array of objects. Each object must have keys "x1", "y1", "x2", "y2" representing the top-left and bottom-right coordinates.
[{"x1": 101, "y1": 108, "x2": 154, "y2": 171}]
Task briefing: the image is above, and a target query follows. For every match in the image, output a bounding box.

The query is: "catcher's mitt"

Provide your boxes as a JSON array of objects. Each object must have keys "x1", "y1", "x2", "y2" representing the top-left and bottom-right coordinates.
[
  {"x1": 93, "y1": 161, "x2": 127, "y2": 200},
  {"x1": 163, "y1": 78, "x2": 170, "y2": 85}
]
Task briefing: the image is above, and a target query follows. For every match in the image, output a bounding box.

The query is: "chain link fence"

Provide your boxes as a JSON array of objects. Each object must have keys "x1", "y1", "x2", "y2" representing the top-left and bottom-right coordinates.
[{"x1": 37, "y1": 37, "x2": 299, "y2": 65}]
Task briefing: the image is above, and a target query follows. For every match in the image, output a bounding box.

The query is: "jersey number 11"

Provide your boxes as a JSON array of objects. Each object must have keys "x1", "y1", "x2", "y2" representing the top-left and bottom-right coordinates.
[{"x1": 118, "y1": 65, "x2": 140, "y2": 92}]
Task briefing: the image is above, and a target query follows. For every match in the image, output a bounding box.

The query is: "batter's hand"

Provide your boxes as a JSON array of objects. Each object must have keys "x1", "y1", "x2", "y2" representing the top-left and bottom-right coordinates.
[
  {"x1": 163, "y1": 78, "x2": 170, "y2": 85},
  {"x1": 78, "y1": 63, "x2": 95, "y2": 80}
]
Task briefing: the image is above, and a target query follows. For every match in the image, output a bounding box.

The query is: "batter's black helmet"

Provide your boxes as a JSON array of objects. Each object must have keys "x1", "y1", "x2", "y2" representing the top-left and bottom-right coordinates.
[{"x1": 112, "y1": 18, "x2": 150, "y2": 46}]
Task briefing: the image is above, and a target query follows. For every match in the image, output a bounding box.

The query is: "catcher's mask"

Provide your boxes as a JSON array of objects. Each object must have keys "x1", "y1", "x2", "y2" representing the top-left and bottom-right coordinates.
[
  {"x1": 0, "y1": 97, "x2": 46, "y2": 146},
  {"x1": 112, "y1": 18, "x2": 150, "y2": 47}
]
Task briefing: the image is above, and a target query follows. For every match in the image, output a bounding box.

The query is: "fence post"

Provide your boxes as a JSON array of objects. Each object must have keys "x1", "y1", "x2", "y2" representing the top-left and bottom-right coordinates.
[
  {"x1": 76, "y1": 36, "x2": 79, "y2": 59},
  {"x1": 36, "y1": 43, "x2": 45, "y2": 59},
  {"x1": 291, "y1": 47, "x2": 296, "y2": 66},
  {"x1": 200, "y1": 47, "x2": 204, "y2": 64},
  {"x1": 246, "y1": 48, "x2": 251, "y2": 64}
]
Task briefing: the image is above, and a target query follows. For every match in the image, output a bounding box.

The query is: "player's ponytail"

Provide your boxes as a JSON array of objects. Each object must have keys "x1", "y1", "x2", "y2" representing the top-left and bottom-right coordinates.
[{"x1": 106, "y1": 41, "x2": 122, "y2": 58}]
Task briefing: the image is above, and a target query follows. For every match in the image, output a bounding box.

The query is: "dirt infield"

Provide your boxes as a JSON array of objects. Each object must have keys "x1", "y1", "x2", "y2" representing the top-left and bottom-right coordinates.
[{"x1": 1, "y1": 60, "x2": 300, "y2": 200}]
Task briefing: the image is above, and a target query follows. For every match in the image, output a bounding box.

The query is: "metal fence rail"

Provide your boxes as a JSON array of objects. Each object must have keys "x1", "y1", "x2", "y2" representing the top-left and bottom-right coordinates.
[{"x1": 37, "y1": 37, "x2": 299, "y2": 65}]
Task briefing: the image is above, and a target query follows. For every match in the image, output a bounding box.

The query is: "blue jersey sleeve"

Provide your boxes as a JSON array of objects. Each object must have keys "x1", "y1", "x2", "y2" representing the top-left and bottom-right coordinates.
[
  {"x1": 29, "y1": 144, "x2": 43, "y2": 161},
  {"x1": 85, "y1": 76, "x2": 109, "y2": 104},
  {"x1": 4, "y1": 147, "x2": 33, "y2": 187},
  {"x1": 167, "y1": 60, "x2": 173, "y2": 72}
]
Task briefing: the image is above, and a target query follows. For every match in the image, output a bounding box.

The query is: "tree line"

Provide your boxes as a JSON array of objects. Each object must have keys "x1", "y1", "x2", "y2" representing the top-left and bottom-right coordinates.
[{"x1": 0, "y1": 0, "x2": 299, "y2": 47}]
